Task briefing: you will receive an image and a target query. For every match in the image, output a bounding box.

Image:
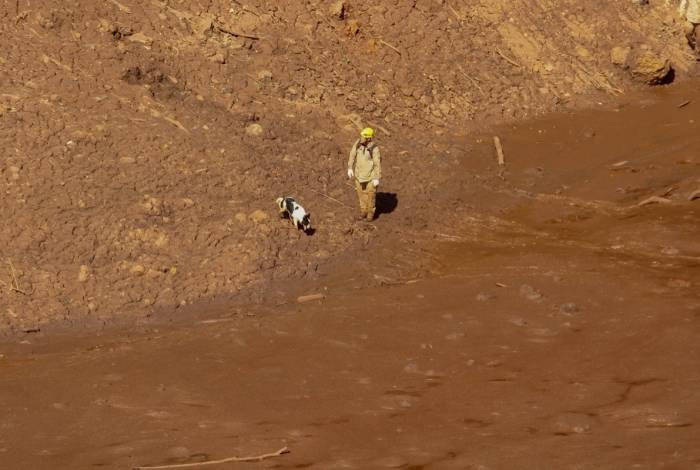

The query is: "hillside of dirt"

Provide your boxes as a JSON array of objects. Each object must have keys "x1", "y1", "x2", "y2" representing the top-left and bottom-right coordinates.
[
  {"x1": 0, "y1": 0, "x2": 698, "y2": 332},
  {"x1": 1, "y1": 82, "x2": 699, "y2": 469}
]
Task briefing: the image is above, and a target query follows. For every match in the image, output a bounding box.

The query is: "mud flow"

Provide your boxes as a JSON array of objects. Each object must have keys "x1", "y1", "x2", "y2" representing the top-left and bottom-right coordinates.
[{"x1": 1, "y1": 81, "x2": 699, "y2": 469}]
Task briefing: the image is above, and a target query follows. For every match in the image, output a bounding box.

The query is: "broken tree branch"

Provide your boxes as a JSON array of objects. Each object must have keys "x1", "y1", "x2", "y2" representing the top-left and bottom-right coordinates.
[
  {"x1": 134, "y1": 447, "x2": 290, "y2": 470},
  {"x1": 458, "y1": 66, "x2": 485, "y2": 97},
  {"x1": 493, "y1": 136, "x2": 505, "y2": 166},
  {"x1": 215, "y1": 24, "x2": 262, "y2": 41},
  {"x1": 6, "y1": 259, "x2": 27, "y2": 295},
  {"x1": 637, "y1": 196, "x2": 672, "y2": 207},
  {"x1": 495, "y1": 48, "x2": 520, "y2": 68},
  {"x1": 379, "y1": 39, "x2": 401, "y2": 56}
]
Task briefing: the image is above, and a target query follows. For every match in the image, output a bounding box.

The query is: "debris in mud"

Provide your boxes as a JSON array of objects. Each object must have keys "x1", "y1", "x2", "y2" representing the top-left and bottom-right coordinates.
[
  {"x1": 329, "y1": 1, "x2": 346, "y2": 20},
  {"x1": 245, "y1": 123, "x2": 264, "y2": 136},
  {"x1": 611, "y1": 46, "x2": 632, "y2": 68},
  {"x1": 637, "y1": 196, "x2": 672, "y2": 207},
  {"x1": 558, "y1": 302, "x2": 580, "y2": 316},
  {"x1": 475, "y1": 292, "x2": 495, "y2": 302},
  {"x1": 519, "y1": 284, "x2": 544, "y2": 302},
  {"x1": 550, "y1": 412, "x2": 595, "y2": 435},
  {"x1": 297, "y1": 293, "x2": 325, "y2": 303},
  {"x1": 493, "y1": 136, "x2": 506, "y2": 167},
  {"x1": 134, "y1": 446, "x2": 290, "y2": 469},
  {"x1": 631, "y1": 50, "x2": 674, "y2": 85}
]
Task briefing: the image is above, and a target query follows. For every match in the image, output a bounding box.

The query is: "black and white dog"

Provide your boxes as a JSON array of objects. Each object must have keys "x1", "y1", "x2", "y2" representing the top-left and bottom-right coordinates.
[{"x1": 276, "y1": 196, "x2": 312, "y2": 233}]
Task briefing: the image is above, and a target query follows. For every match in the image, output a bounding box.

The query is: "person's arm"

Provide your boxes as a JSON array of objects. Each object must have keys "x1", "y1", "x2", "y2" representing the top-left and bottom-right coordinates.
[
  {"x1": 347, "y1": 140, "x2": 358, "y2": 177},
  {"x1": 371, "y1": 146, "x2": 381, "y2": 181}
]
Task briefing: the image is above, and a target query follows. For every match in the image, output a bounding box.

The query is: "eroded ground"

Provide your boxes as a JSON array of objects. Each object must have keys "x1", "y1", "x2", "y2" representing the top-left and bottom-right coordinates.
[{"x1": 1, "y1": 82, "x2": 698, "y2": 469}]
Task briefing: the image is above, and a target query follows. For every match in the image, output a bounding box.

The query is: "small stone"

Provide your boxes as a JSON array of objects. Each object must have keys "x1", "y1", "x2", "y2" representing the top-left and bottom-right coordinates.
[
  {"x1": 119, "y1": 156, "x2": 136, "y2": 164},
  {"x1": 519, "y1": 284, "x2": 544, "y2": 302},
  {"x1": 550, "y1": 413, "x2": 594, "y2": 435},
  {"x1": 191, "y1": 14, "x2": 214, "y2": 38},
  {"x1": 127, "y1": 32, "x2": 153, "y2": 46},
  {"x1": 610, "y1": 46, "x2": 631, "y2": 67},
  {"x1": 257, "y1": 69, "x2": 273, "y2": 80},
  {"x1": 130, "y1": 264, "x2": 145, "y2": 276},
  {"x1": 558, "y1": 302, "x2": 580, "y2": 315},
  {"x1": 245, "y1": 123, "x2": 264, "y2": 137},
  {"x1": 249, "y1": 209, "x2": 268, "y2": 223},
  {"x1": 9, "y1": 166, "x2": 20, "y2": 180},
  {"x1": 330, "y1": 1, "x2": 346, "y2": 19},
  {"x1": 631, "y1": 51, "x2": 673, "y2": 85},
  {"x1": 209, "y1": 51, "x2": 226, "y2": 64},
  {"x1": 77, "y1": 265, "x2": 90, "y2": 283},
  {"x1": 345, "y1": 19, "x2": 360, "y2": 36}
]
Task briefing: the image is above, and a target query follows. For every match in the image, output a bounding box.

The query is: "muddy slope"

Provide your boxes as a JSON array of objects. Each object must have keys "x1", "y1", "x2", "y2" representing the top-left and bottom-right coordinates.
[
  {"x1": 0, "y1": 0, "x2": 696, "y2": 331},
  {"x1": 1, "y1": 83, "x2": 699, "y2": 469}
]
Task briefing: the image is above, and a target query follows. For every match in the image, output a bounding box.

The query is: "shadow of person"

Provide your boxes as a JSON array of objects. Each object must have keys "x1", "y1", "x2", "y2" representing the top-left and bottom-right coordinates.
[{"x1": 375, "y1": 192, "x2": 398, "y2": 219}]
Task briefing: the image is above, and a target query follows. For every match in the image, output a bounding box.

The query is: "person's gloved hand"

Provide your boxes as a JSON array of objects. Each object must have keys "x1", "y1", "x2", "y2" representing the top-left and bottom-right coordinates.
[
  {"x1": 372, "y1": 179, "x2": 380, "y2": 188},
  {"x1": 347, "y1": 169, "x2": 354, "y2": 179}
]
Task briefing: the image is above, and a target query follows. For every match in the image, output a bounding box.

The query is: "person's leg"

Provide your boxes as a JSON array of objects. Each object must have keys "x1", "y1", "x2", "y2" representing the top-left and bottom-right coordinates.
[
  {"x1": 366, "y1": 182, "x2": 377, "y2": 220},
  {"x1": 685, "y1": 20, "x2": 697, "y2": 48},
  {"x1": 355, "y1": 180, "x2": 367, "y2": 218}
]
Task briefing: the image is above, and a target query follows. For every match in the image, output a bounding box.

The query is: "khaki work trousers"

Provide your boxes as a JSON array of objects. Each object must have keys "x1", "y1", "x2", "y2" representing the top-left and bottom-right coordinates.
[
  {"x1": 686, "y1": 21, "x2": 700, "y2": 58},
  {"x1": 355, "y1": 180, "x2": 376, "y2": 220}
]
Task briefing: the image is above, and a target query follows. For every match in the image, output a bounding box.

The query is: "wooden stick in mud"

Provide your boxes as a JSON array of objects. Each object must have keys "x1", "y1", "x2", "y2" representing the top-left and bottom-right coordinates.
[
  {"x1": 133, "y1": 446, "x2": 289, "y2": 470},
  {"x1": 493, "y1": 136, "x2": 505, "y2": 166},
  {"x1": 379, "y1": 39, "x2": 402, "y2": 56},
  {"x1": 6, "y1": 259, "x2": 27, "y2": 295},
  {"x1": 495, "y1": 48, "x2": 520, "y2": 68},
  {"x1": 215, "y1": 25, "x2": 262, "y2": 41}
]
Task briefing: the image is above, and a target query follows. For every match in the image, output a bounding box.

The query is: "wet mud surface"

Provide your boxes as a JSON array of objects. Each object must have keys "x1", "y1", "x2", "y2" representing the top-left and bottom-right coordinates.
[{"x1": 1, "y1": 83, "x2": 699, "y2": 469}]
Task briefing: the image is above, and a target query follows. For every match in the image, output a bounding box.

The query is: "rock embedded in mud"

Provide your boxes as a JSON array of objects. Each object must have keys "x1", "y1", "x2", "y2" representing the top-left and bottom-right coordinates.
[
  {"x1": 77, "y1": 265, "x2": 90, "y2": 283},
  {"x1": 130, "y1": 264, "x2": 146, "y2": 276},
  {"x1": 558, "y1": 302, "x2": 580, "y2": 316},
  {"x1": 245, "y1": 123, "x2": 264, "y2": 137},
  {"x1": 249, "y1": 209, "x2": 269, "y2": 223},
  {"x1": 519, "y1": 284, "x2": 544, "y2": 302},
  {"x1": 330, "y1": 1, "x2": 346, "y2": 19},
  {"x1": 208, "y1": 51, "x2": 226, "y2": 64},
  {"x1": 610, "y1": 46, "x2": 631, "y2": 68},
  {"x1": 631, "y1": 51, "x2": 673, "y2": 85},
  {"x1": 550, "y1": 412, "x2": 595, "y2": 435}
]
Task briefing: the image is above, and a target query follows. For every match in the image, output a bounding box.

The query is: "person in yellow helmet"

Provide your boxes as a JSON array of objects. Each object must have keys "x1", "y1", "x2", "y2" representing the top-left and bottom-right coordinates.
[{"x1": 347, "y1": 127, "x2": 382, "y2": 221}]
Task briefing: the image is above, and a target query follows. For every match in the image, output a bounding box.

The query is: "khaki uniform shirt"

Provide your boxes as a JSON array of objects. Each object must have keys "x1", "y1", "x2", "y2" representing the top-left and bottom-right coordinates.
[
  {"x1": 681, "y1": 0, "x2": 700, "y2": 24},
  {"x1": 348, "y1": 140, "x2": 381, "y2": 183}
]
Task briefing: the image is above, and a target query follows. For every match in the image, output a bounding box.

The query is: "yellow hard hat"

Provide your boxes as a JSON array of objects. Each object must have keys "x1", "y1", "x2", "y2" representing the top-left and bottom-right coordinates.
[{"x1": 360, "y1": 127, "x2": 375, "y2": 138}]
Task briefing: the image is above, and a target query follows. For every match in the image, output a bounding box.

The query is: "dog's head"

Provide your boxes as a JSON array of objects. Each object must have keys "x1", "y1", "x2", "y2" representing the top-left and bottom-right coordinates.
[{"x1": 301, "y1": 213, "x2": 312, "y2": 232}]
